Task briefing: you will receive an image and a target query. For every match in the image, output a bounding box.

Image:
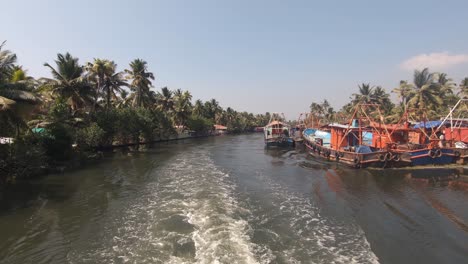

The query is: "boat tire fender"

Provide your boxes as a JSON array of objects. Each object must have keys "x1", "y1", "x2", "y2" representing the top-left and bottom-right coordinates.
[
  {"x1": 392, "y1": 154, "x2": 401, "y2": 162},
  {"x1": 429, "y1": 149, "x2": 436, "y2": 159},
  {"x1": 353, "y1": 156, "x2": 360, "y2": 165},
  {"x1": 385, "y1": 152, "x2": 392, "y2": 161},
  {"x1": 435, "y1": 149, "x2": 442, "y2": 158},
  {"x1": 378, "y1": 154, "x2": 386, "y2": 162},
  {"x1": 454, "y1": 151, "x2": 461, "y2": 157}
]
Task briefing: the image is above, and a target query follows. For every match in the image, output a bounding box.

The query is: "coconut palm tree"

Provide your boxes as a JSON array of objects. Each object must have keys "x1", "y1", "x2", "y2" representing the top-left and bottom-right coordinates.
[
  {"x1": 103, "y1": 70, "x2": 127, "y2": 109},
  {"x1": 204, "y1": 98, "x2": 222, "y2": 122},
  {"x1": 372, "y1": 86, "x2": 394, "y2": 114},
  {"x1": 124, "y1": 59, "x2": 155, "y2": 108},
  {"x1": 351, "y1": 83, "x2": 375, "y2": 105},
  {"x1": 435, "y1": 72, "x2": 458, "y2": 112},
  {"x1": 40, "y1": 52, "x2": 94, "y2": 112},
  {"x1": 86, "y1": 59, "x2": 127, "y2": 110},
  {"x1": 86, "y1": 59, "x2": 116, "y2": 111},
  {"x1": 392, "y1": 80, "x2": 412, "y2": 106},
  {"x1": 406, "y1": 68, "x2": 443, "y2": 118},
  {"x1": 0, "y1": 41, "x2": 17, "y2": 84},
  {"x1": 436, "y1": 72, "x2": 455, "y2": 96},
  {"x1": 0, "y1": 45, "x2": 41, "y2": 136},
  {"x1": 458, "y1": 77, "x2": 468, "y2": 98},
  {"x1": 192, "y1": 99, "x2": 204, "y2": 117},
  {"x1": 173, "y1": 90, "x2": 192, "y2": 126},
  {"x1": 156, "y1": 87, "x2": 174, "y2": 112},
  {"x1": 0, "y1": 76, "x2": 40, "y2": 136}
]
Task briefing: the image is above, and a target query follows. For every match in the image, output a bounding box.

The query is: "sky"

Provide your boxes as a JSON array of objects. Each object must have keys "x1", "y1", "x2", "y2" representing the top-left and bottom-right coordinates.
[{"x1": 2, "y1": 0, "x2": 468, "y2": 119}]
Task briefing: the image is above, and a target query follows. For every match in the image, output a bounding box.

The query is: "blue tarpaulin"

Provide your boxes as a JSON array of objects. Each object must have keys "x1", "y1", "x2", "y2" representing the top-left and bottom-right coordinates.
[
  {"x1": 355, "y1": 145, "x2": 373, "y2": 154},
  {"x1": 413, "y1": 121, "x2": 444, "y2": 129}
]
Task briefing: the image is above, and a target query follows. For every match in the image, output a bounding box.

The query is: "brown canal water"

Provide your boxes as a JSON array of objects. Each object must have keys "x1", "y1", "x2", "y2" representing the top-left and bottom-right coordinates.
[{"x1": 0, "y1": 134, "x2": 467, "y2": 264}]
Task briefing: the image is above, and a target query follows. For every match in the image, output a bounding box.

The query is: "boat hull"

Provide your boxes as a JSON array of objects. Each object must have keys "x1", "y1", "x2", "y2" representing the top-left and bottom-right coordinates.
[
  {"x1": 304, "y1": 140, "x2": 397, "y2": 168},
  {"x1": 391, "y1": 148, "x2": 457, "y2": 166},
  {"x1": 265, "y1": 138, "x2": 294, "y2": 148},
  {"x1": 453, "y1": 148, "x2": 468, "y2": 165}
]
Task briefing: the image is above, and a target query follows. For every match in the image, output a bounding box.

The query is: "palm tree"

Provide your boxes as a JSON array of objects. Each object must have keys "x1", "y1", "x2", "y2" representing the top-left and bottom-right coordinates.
[
  {"x1": 124, "y1": 59, "x2": 155, "y2": 108},
  {"x1": 458, "y1": 77, "x2": 468, "y2": 98},
  {"x1": 87, "y1": 59, "x2": 127, "y2": 110},
  {"x1": 436, "y1": 72, "x2": 458, "y2": 112},
  {"x1": 372, "y1": 86, "x2": 394, "y2": 114},
  {"x1": 40, "y1": 52, "x2": 93, "y2": 112},
  {"x1": 406, "y1": 68, "x2": 443, "y2": 117},
  {"x1": 0, "y1": 73, "x2": 40, "y2": 136},
  {"x1": 392, "y1": 80, "x2": 412, "y2": 106},
  {"x1": 156, "y1": 87, "x2": 174, "y2": 112},
  {"x1": 351, "y1": 83, "x2": 375, "y2": 105},
  {"x1": 192, "y1": 99, "x2": 204, "y2": 117},
  {"x1": 0, "y1": 41, "x2": 17, "y2": 84},
  {"x1": 173, "y1": 90, "x2": 192, "y2": 126},
  {"x1": 103, "y1": 70, "x2": 127, "y2": 110},
  {"x1": 436, "y1": 73, "x2": 455, "y2": 95},
  {"x1": 86, "y1": 59, "x2": 116, "y2": 111},
  {"x1": 204, "y1": 98, "x2": 221, "y2": 122},
  {"x1": 0, "y1": 43, "x2": 40, "y2": 136}
]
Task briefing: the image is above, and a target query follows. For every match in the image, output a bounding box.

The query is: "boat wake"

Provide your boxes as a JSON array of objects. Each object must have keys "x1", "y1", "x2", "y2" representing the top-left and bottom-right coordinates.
[
  {"x1": 246, "y1": 171, "x2": 380, "y2": 264},
  {"x1": 68, "y1": 148, "x2": 259, "y2": 263}
]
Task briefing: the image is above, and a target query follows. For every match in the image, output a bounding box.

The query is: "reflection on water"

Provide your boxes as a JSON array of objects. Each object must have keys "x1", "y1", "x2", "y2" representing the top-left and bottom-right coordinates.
[{"x1": 0, "y1": 134, "x2": 467, "y2": 264}]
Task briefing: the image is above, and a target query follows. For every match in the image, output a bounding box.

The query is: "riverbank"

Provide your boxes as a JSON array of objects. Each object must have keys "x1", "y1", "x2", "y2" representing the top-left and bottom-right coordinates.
[{"x1": 0, "y1": 132, "x2": 217, "y2": 188}]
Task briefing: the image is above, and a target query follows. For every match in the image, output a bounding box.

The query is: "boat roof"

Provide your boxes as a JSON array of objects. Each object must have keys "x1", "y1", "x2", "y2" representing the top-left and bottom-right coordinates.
[
  {"x1": 322, "y1": 123, "x2": 371, "y2": 130},
  {"x1": 413, "y1": 120, "x2": 445, "y2": 129},
  {"x1": 265, "y1": 120, "x2": 288, "y2": 127}
]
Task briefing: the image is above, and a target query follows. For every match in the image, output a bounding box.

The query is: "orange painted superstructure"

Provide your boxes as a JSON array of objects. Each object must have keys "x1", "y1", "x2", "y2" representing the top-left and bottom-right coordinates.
[{"x1": 444, "y1": 127, "x2": 468, "y2": 143}]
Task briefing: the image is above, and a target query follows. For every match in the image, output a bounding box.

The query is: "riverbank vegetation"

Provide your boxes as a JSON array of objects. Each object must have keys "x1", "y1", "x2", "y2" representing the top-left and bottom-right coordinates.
[{"x1": 0, "y1": 41, "x2": 269, "y2": 183}]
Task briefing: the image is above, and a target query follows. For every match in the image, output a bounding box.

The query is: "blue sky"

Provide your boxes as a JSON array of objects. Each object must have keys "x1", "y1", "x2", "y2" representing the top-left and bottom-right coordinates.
[{"x1": 2, "y1": 0, "x2": 468, "y2": 119}]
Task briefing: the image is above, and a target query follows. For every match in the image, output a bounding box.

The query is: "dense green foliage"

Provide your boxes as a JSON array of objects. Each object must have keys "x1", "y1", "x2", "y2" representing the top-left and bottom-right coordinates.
[{"x1": 0, "y1": 41, "x2": 269, "y2": 182}]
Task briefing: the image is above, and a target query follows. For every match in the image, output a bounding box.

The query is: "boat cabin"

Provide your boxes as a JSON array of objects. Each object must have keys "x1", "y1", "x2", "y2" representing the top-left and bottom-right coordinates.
[
  {"x1": 265, "y1": 121, "x2": 290, "y2": 138},
  {"x1": 324, "y1": 122, "x2": 373, "y2": 152}
]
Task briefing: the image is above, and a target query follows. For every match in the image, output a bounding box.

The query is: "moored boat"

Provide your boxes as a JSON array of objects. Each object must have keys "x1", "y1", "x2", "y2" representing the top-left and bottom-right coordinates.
[
  {"x1": 303, "y1": 104, "x2": 405, "y2": 168},
  {"x1": 370, "y1": 121, "x2": 456, "y2": 166},
  {"x1": 303, "y1": 123, "x2": 396, "y2": 168},
  {"x1": 264, "y1": 113, "x2": 294, "y2": 147}
]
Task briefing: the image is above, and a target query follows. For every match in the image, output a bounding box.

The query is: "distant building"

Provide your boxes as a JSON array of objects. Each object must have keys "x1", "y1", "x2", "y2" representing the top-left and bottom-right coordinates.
[{"x1": 214, "y1": 124, "x2": 228, "y2": 135}]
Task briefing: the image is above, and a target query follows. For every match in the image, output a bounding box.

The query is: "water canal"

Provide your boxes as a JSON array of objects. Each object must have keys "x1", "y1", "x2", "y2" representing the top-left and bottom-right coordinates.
[{"x1": 0, "y1": 134, "x2": 467, "y2": 264}]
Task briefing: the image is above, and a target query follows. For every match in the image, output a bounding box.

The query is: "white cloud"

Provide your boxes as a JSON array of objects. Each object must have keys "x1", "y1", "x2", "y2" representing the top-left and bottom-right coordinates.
[{"x1": 400, "y1": 52, "x2": 468, "y2": 71}]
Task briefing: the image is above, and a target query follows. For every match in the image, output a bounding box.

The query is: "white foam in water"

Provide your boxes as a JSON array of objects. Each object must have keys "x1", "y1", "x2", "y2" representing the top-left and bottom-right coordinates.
[
  {"x1": 69, "y1": 148, "x2": 260, "y2": 264},
  {"x1": 251, "y1": 173, "x2": 380, "y2": 264}
]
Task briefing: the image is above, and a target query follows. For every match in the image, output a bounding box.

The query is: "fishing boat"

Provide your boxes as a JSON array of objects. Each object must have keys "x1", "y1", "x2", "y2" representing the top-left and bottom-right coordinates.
[
  {"x1": 438, "y1": 99, "x2": 468, "y2": 164},
  {"x1": 371, "y1": 104, "x2": 463, "y2": 166},
  {"x1": 370, "y1": 121, "x2": 456, "y2": 166},
  {"x1": 303, "y1": 104, "x2": 399, "y2": 168},
  {"x1": 291, "y1": 113, "x2": 309, "y2": 147},
  {"x1": 264, "y1": 113, "x2": 294, "y2": 147}
]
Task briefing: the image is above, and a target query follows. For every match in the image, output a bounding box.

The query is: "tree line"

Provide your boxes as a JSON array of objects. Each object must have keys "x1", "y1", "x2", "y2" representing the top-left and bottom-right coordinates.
[
  {"x1": 309, "y1": 69, "x2": 468, "y2": 125},
  {"x1": 0, "y1": 41, "x2": 270, "y2": 182}
]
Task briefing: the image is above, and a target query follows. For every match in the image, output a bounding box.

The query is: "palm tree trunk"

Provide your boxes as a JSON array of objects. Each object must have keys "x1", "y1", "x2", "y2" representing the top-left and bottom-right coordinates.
[
  {"x1": 92, "y1": 79, "x2": 101, "y2": 113},
  {"x1": 106, "y1": 86, "x2": 111, "y2": 111}
]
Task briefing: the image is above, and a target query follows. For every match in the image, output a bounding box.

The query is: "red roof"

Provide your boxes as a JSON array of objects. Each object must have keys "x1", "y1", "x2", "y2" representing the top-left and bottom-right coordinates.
[
  {"x1": 214, "y1": 124, "x2": 227, "y2": 130},
  {"x1": 266, "y1": 121, "x2": 287, "y2": 127}
]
